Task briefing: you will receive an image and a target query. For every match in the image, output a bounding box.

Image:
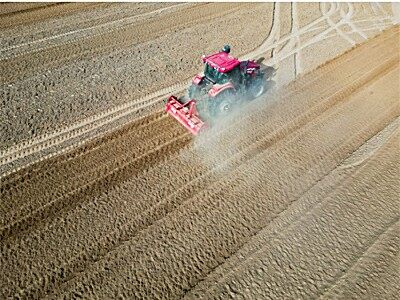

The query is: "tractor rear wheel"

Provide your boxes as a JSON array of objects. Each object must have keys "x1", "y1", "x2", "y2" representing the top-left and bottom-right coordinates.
[
  {"x1": 211, "y1": 90, "x2": 235, "y2": 117},
  {"x1": 250, "y1": 79, "x2": 265, "y2": 98}
]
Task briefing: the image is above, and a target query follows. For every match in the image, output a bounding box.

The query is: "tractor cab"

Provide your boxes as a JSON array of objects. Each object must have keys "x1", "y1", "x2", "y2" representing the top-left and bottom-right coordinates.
[
  {"x1": 201, "y1": 47, "x2": 260, "y2": 86},
  {"x1": 201, "y1": 48, "x2": 241, "y2": 84}
]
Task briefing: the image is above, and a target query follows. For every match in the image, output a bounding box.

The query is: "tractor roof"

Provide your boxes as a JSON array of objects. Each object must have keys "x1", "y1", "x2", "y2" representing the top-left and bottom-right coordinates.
[{"x1": 202, "y1": 51, "x2": 240, "y2": 73}]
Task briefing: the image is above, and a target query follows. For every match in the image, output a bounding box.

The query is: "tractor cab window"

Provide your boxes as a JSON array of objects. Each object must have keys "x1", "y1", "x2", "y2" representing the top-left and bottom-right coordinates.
[
  {"x1": 228, "y1": 67, "x2": 241, "y2": 82},
  {"x1": 204, "y1": 64, "x2": 228, "y2": 84}
]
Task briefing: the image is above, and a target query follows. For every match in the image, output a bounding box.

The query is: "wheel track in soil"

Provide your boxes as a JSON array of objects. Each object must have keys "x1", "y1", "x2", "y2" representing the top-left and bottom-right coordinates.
[
  {"x1": 0, "y1": 111, "x2": 167, "y2": 189},
  {"x1": 0, "y1": 3, "x2": 104, "y2": 27},
  {"x1": 0, "y1": 3, "x2": 193, "y2": 60},
  {"x1": 2, "y1": 28, "x2": 398, "y2": 298},
  {"x1": 0, "y1": 1, "x2": 342, "y2": 179},
  {"x1": 0, "y1": 2, "x2": 242, "y2": 147},
  {"x1": 50, "y1": 27, "x2": 390, "y2": 292},
  {"x1": 0, "y1": 118, "x2": 190, "y2": 240},
  {"x1": 7, "y1": 5, "x2": 382, "y2": 170},
  {"x1": 1, "y1": 132, "x2": 192, "y2": 298},
  {"x1": 0, "y1": 2, "x2": 248, "y2": 83},
  {"x1": 170, "y1": 66, "x2": 399, "y2": 299},
  {"x1": 317, "y1": 219, "x2": 399, "y2": 299},
  {"x1": 2, "y1": 28, "x2": 396, "y2": 243},
  {"x1": 189, "y1": 130, "x2": 400, "y2": 299},
  {"x1": 0, "y1": 114, "x2": 172, "y2": 212},
  {"x1": 0, "y1": 3, "x2": 61, "y2": 17},
  {"x1": 319, "y1": 220, "x2": 400, "y2": 299},
  {"x1": 0, "y1": 5, "x2": 394, "y2": 298},
  {"x1": 0, "y1": 83, "x2": 187, "y2": 179},
  {"x1": 49, "y1": 55, "x2": 399, "y2": 299},
  {"x1": 2, "y1": 2, "x2": 356, "y2": 188}
]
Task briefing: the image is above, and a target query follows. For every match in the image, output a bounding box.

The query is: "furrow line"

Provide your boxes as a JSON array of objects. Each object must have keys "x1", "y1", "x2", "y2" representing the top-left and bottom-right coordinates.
[{"x1": 0, "y1": 131, "x2": 191, "y2": 243}]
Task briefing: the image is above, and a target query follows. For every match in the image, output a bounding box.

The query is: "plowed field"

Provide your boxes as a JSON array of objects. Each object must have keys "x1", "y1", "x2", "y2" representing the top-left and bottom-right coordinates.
[{"x1": 0, "y1": 3, "x2": 399, "y2": 299}]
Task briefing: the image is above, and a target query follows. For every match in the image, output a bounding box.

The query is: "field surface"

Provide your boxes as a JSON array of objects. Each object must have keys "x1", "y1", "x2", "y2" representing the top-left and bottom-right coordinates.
[{"x1": 0, "y1": 3, "x2": 399, "y2": 299}]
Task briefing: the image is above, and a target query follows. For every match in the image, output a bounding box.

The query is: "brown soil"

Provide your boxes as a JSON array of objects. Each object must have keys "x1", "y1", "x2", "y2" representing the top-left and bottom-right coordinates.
[
  {"x1": 0, "y1": 3, "x2": 107, "y2": 29},
  {"x1": 0, "y1": 3, "x2": 273, "y2": 150},
  {"x1": 0, "y1": 22, "x2": 398, "y2": 300}
]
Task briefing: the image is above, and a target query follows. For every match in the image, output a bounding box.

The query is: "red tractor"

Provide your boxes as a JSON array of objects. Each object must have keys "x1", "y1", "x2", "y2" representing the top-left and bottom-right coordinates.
[{"x1": 166, "y1": 45, "x2": 275, "y2": 135}]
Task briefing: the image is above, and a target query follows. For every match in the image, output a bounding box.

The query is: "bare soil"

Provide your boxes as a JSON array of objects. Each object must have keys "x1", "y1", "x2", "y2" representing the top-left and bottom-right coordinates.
[
  {"x1": 1, "y1": 23, "x2": 400, "y2": 298},
  {"x1": 0, "y1": 3, "x2": 273, "y2": 150},
  {"x1": 0, "y1": 3, "x2": 399, "y2": 299}
]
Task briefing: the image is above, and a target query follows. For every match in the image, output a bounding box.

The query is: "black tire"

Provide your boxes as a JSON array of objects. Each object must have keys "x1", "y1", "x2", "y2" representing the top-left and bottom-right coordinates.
[
  {"x1": 211, "y1": 90, "x2": 235, "y2": 117},
  {"x1": 249, "y1": 78, "x2": 265, "y2": 99}
]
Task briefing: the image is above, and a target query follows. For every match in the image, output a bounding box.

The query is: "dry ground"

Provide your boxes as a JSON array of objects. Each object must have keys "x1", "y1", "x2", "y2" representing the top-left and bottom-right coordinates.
[{"x1": 0, "y1": 3, "x2": 399, "y2": 299}]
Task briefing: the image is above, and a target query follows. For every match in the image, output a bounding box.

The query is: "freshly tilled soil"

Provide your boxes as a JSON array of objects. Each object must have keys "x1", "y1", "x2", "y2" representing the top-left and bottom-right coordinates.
[{"x1": 0, "y1": 24, "x2": 398, "y2": 299}]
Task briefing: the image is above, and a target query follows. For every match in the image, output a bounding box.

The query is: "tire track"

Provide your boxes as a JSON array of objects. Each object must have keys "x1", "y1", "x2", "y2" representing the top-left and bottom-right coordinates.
[
  {"x1": 1, "y1": 4, "x2": 395, "y2": 182},
  {"x1": 321, "y1": 2, "x2": 355, "y2": 46},
  {"x1": 3, "y1": 23, "x2": 396, "y2": 210},
  {"x1": 341, "y1": 3, "x2": 368, "y2": 40},
  {"x1": 0, "y1": 113, "x2": 171, "y2": 224},
  {"x1": 339, "y1": 116, "x2": 400, "y2": 169},
  {"x1": 0, "y1": 115, "x2": 190, "y2": 240},
  {"x1": 1, "y1": 10, "x2": 398, "y2": 300},
  {"x1": 1, "y1": 2, "x2": 247, "y2": 83},
  {"x1": 0, "y1": 3, "x2": 104, "y2": 29},
  {"x1": 0, "y1": 3, "x2": 60, "y2": 17},
  {"x1": 194, "y1": 133, "x2": 399, "y2": 299},
  {"x1": 183, "y1": 65, "x2": 400, "y2": 298},
  {"x1": 0, "y1": 111, "x2": 166, "y2": 189},
  {"x1": 0, "y1": 129, "x2": 191, "y2": 243},
  {"x1": 318, "y1": 218, "x2": 399, "y2": 299},
  {"x1": 291, "y1": 2, "x2": 302, "y2": 76},
  {"x1": 320, "y1": 220, "x2": 399, "y2": 299},
  {"x1": 0, "y1": 82, "x2": 187, "y2": 178},
  {"x1": 0, "y1": 3, "x2": 192, "y2": 60},
  {"x1": 250, "y1": 1, "x2": 336, "y2": 62}
]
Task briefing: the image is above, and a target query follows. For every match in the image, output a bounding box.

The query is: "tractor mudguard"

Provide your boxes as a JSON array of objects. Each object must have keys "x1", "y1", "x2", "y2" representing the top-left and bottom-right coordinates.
[{"x1": 192, "y1": 74, "x2": 205, "y2": 85}]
